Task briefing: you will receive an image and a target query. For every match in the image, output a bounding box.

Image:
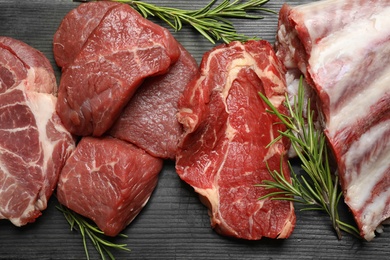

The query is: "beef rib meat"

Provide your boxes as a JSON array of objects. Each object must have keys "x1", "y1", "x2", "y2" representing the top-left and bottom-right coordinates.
[
  {"x1": 275, "y1": 0, "x2": 390, "y2": 240},
  {"x1": 175, "y1": 40, "x2": 296, "y2": 240},
  {"x1": 0, "y1": 37, "x2": 75, "y2": 226},
  {"x1": 57, "y1": 136, "x2": 163, "y2": 237}
]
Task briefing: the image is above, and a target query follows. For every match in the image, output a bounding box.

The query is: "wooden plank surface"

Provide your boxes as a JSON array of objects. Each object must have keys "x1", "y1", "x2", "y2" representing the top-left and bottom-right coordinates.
[{"x1": 0, "y1": 0, "x2": 389, "y2": 259}]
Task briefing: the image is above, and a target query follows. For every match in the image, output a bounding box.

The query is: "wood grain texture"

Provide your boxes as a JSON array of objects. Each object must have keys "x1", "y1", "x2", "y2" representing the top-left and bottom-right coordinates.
[{"x1": 0, "y1": 0, "x2": 389, "y2": 259}]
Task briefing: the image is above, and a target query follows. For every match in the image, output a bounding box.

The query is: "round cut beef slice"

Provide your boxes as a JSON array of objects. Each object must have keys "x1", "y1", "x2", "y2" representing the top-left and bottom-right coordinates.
[
  {"x1": 57, "y1": 136, "x2": 163, "y2": 237},
  {"x1": 0, "y1": 37, "x2": 75, "y2": 226}
]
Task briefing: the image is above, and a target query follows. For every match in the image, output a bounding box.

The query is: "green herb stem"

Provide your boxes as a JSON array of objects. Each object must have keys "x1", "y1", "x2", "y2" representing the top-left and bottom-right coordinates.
[
  {"x1": 77, "y1": 0, "x2": 275, "y2": 44},
  {"x1": 257, "y1": 77, "x2": 360, "y2": 239},
  {"x1": 57, "y1": 204, "x2": 130, "y2": 260}
]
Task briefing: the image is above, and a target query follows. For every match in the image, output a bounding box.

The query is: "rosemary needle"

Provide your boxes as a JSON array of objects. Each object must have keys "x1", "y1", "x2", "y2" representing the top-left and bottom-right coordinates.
[
  {"x1": 257, "y1": 77, "x2": 360, "y2": 239},
  {"x1": 57, "y1": 204, "x2": 130, "y2": 260},
  {"x1": 77, "y1": 0, "x2": 275, "y2": 44}
]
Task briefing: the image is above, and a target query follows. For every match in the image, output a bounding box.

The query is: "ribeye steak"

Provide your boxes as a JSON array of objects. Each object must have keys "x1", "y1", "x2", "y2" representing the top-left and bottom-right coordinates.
[{"x1": 175, "y1": 40, "x2": 296, "y2": 240}]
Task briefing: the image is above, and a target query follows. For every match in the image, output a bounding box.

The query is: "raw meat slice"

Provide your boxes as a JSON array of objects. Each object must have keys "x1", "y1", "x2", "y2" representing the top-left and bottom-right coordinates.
[
  {"x1": 56, "y1": 136, "x2": 163, "y2": 237},
  {"x1": 56, "y1": 2, "x2": 180, "y2": 136},
  {"x1": 109, "y1": 42, "x2": 198, "y2": 159},
  {"x1": 0, "y1": 37, "x2": 75, "y2": 226},
  {"x1": 275, "y1": 0, "x2": 390, "y2": 241},
  {"x1": 175, "y1": 40, "x2": 295, "y2": 240},
  {"x1": 53, "y1": 1, "x2": 120, "y2": 68}
]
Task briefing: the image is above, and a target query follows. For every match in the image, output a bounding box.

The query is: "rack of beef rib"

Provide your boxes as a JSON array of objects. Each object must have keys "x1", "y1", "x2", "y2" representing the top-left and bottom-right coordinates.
[{"x1": 275, "y1": 0, "x2": 390, "y2": 241}]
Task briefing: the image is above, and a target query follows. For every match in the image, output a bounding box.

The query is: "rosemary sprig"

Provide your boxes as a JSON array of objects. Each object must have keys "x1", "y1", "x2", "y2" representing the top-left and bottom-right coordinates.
[
  {"x1": 57, "y1": 204, "x2": 130, "y2": 260},
  {"x1": 77, "y1": 0, "x2": 275, "y2": 44},
  {"x1": 257, "y1": 77, "x2": 360, "y2": 239}
]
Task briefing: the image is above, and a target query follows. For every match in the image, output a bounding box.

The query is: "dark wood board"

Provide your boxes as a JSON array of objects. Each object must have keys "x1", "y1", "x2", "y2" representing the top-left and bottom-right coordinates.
[{"x1": 0, "y1": 0, "x2": 389, "y2": 259}]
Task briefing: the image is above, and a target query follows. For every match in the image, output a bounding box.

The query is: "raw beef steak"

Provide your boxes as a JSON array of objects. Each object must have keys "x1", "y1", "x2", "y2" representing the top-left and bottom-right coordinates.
[
  {"x1": 175, "y1": 40, "x2": 296, "y2": 240},
  {"x1": 55, "y1": 2, "x2": 180, "y2": 136},
  {"x1": 0, "y1": 37, "x2": 75, "y2": 226},
  {"x1": 275, "y1": 0, "x2": 390, "y2": 240},
  {"x1": 109, "y1": 42, "x2": 198, "y2": 159},
  {"x1": 57, "y1": 136, "x2": 163, "y2": 237}
]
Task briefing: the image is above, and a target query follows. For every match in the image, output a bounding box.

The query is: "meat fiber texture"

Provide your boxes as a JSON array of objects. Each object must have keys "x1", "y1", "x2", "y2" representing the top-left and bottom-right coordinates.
[
  {"x1": 54, "y1": 2, "x2": 180, "y2": 136},
  {"x1": 53, "y1": 1, "x2": 121, "y2": 68},
  {"x1": 0, "y1": 37, "x2": 75, "y2": 226},
  {"x1": 57, "y1": 136, "x2": 163, "y2": 237},
  {"x1": 275, "y1": 0, "x2": 390, "y2": 241},
  {"x1": 109, "y1": 42, "x2": 198, "y2": 160},
  {"x1": 176, "y1": 40, "x2": 296, "y2": 240}
]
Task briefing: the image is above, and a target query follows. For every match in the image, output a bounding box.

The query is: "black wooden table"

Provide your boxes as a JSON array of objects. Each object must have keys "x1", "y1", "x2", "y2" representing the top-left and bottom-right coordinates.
[{"x1": 0, "y1": 1, "x2": 389, "y2": 259}]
